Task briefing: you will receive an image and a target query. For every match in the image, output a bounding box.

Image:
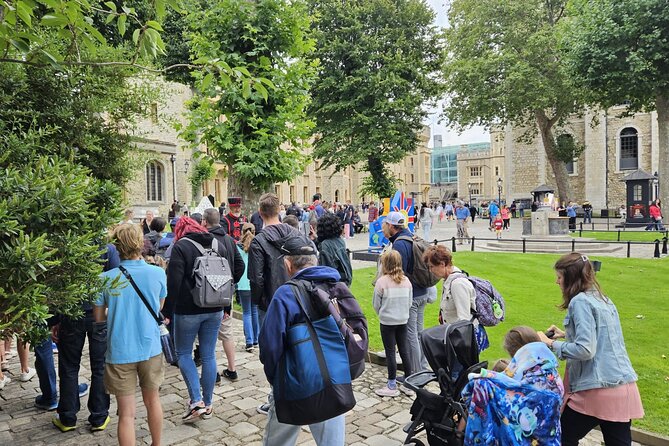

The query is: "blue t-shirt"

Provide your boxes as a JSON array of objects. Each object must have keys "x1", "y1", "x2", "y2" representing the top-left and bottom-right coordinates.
[{"x1": 96, "y1": 259, "x2": 167, "y2": 364}]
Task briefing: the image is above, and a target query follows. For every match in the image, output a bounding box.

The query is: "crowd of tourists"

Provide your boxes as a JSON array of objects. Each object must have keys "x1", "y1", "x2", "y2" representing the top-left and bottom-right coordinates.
[{"x1": 0, "y1": 191, "x2": 645, "y2": 446}]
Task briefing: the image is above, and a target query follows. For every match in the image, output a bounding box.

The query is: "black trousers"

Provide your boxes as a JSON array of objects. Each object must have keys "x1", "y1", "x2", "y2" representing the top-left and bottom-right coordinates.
[
  {"x1": 380, "y1": 323, "x2": 412, "y2": 380},
  {"x1": 561, "y1": 404, "x2": 631, "y2": 446}
]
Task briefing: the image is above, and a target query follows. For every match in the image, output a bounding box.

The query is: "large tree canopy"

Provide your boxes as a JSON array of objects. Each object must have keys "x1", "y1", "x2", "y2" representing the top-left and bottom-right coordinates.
[
  {"x1": 179, "y1": 0, "x2": 316, "y2": 204},
  {"x1": 443, "y1": 0, "x2": 583, "y2": 203},
  {"x1": 308, "y1": 0, "x2": 445, "y2": 198},
  {"x1": 563, "y1": 0, "x2": 669, "y2": 205}
]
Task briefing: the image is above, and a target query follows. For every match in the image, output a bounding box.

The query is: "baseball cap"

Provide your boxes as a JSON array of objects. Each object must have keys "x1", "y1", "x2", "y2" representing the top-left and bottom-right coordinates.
[
  {"x1": 384, "y1": 211, "x2": 405, "y2": 226},
  {"x1": 278, "y1": 237, "x2": 317, "y2": 256}
]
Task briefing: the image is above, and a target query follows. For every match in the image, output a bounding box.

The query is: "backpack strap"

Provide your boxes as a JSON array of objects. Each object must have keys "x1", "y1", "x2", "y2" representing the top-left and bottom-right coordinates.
[
  {"x1": 119, "y1": 265, "x2": 162, "y2": 326},
  {"x1": 182, "y1": 236, "x2": 219, "y2": 255}
]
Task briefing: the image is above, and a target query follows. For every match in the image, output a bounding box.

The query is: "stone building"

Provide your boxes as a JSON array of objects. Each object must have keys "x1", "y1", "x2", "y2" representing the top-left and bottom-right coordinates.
[
  {"x1": 433, "y1": 141, "x2": 490, "y2": 202},
  {"x1": 125, "y1": 81, "x2": 432, "y2": 213},
  {"x1": 456, "y1": 106, "x2": 661, "y2": 211}
]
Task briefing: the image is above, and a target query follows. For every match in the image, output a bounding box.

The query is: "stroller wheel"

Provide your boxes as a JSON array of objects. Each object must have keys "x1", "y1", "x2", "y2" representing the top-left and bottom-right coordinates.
[{"x1": 404, "y1": 440, "x2": 426, "y2": 446}]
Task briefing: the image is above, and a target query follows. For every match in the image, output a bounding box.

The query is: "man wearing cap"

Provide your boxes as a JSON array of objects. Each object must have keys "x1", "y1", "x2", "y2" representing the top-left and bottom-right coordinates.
[
  {"x1": 382, "y1": 212, "x2": 429, "y2": 374},
  {"x1": 259, "y1": 237, "x2": 347, "y2": 445},
  {"x1": 222, "y1": 197, "x2": 247, "y2": 241}
]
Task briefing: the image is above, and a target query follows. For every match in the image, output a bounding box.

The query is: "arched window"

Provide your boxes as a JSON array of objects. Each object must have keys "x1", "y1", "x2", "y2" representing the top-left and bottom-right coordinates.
[
  {"x1": 146, "y1": 161, "x2": 164, "y2": 202},
  {"x1": 619, "y1": 127, "x2": 638, "y2": 170}
]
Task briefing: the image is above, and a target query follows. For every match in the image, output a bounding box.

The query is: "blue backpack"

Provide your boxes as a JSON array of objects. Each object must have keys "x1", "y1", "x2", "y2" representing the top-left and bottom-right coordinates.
[{"x1": 273, "y1": 280, "x2": 356, "y2": 426}]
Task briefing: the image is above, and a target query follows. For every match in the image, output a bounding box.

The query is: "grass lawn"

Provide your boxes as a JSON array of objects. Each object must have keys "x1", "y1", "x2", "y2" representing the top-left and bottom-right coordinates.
[
  {"x1": 572, "y1": 230, "x2": 668, "y2": 242},
  {"x1": 350, "y1": 252, "x2": 669, "y2": 436}
]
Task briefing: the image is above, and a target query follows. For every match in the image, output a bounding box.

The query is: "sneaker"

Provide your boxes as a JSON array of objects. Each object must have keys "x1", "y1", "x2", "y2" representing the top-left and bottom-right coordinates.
[
  {"x1": 35, "y1": 395, "x2": 58, "y2": 411},
  {"x1": 201, "y1": 406, "x2": 213, "y2": 420},
  {"x1": 215, "y1": 372, "x2": 221, "y2": 384},
  {"x1": 399, "y1": 384, "x2": 415, "y2": 397},
  {"x1": 78, "y1": 383, "x2": 89, "y2": 397},
  {"x1": 0, "y1": 375, "x2": 11, "y2": 390},
  {"x1": 90, "y1": 415, "x2": 110, "y2": 432},
  {"x1": 375, "y1": 385, "x2": 400, "y2": 397},
  {"x1": 396, "y1": 375, "x2": 406, "y2": 384},
  {"x1": 256, "y1": 403, "x2": 270, "y2": 415},
  {"x1": 20, "y1": 367, "x2": 37, "y2": 382},
  {"x1": 52, "y1": 414, "x2": 76, "y2": 432},
  {"x1": 182, "y1": 404, "x2": 206, "y2": 423},
  {"x1": 223, "y1": 369, "x2": 238, "y2": 381},
  {"x1": 245, "y1": 344, "x2": 254, "y2": 353}
]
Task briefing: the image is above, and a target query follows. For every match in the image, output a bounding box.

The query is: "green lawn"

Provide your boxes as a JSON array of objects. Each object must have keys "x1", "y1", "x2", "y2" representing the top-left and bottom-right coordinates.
[
  {"x1": 572, "y1": 230, "x2": 668, "y2": 242},
  {"x1": 350, "y1": 252, "x2": 669, "y2": 435}
]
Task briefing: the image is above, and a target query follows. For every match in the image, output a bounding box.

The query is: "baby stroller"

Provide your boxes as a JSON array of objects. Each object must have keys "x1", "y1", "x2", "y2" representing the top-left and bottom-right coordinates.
[{"x1": 402, "y1": 321, "x2": 487, "y2": 446}]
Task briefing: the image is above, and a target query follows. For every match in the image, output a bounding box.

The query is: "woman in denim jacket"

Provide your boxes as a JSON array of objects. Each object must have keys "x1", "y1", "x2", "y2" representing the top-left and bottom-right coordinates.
[{"x1": 537, "y1": 253, "x2": 643, "y2": 446}]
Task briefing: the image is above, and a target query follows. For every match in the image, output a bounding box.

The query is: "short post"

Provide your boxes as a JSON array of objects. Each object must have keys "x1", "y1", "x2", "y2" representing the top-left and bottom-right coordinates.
[
  {"x1": 627, "y1": 241, "x2": 631, "y2": 258},
  {"x1": 433, "y1": 239, "x2": 438, "y2": 246},
  {"x1": 663, "y1": 237, "x2": 668, "y2": 255},
  {"x1": 654, "y1": 240, "x2": 661, "y2": 258},
  {"x1": 579, "y1": 226, "x2": 582, "y2": 237},
  {"x1": 451, "y1": 236, "x2": 457, "y2": 252},
  {"x1": 617, "y1": 230, "x2": 621, "y2": 242},
  {"x1": 522, "y1": 238, "x2": 526, "y2": 253},
  {"x1": 471, "y1": 236, "x2": 475, "y2": 251},
  {"x1": 571, "y1": 239, "x2": 576, "y2": 252}
]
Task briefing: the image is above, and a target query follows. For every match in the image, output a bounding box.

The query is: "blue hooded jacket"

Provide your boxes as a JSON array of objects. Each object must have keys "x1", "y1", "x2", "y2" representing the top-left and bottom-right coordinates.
[{"x1": 259, "y1": 265, "x2": 341, "y2": 385}]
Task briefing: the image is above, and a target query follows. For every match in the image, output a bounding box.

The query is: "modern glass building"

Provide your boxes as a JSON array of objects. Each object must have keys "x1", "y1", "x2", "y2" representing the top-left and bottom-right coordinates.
[{"x1": 431, "y1": 142, "x2": 490, "y2": 186}]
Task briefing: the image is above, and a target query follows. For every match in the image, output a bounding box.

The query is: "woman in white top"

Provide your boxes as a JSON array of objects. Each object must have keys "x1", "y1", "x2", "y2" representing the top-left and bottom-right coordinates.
[
  {"x1": 419, "y1": 202, "x2": 435, "y2": 241},
  {"x1": 424, "y1": 245, "x2": 489, "y2": 352}
]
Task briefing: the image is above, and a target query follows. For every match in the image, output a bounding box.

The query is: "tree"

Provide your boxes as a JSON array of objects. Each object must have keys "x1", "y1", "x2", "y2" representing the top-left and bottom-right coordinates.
[
  {"x1": 308, "y1": 0, "x2": 445, "y2": 199},
  {"x1": 442, "y1": 0, "x2": 583, "y2": 203},
  {"x1": 179, "y1": 0, "x2": 317, "y2": 207},
  {"x1": 563, "y1": 0, "x2": 669, "y2": 205}
]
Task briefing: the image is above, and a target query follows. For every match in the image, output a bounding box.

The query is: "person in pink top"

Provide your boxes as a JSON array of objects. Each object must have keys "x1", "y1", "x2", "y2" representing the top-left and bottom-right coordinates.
[
  {"x1": 537, "y1": 253, "x2": 643, "y2": 446},
  {"x1": 500, "y1": 205, "x2": 511, "y2": 230}
]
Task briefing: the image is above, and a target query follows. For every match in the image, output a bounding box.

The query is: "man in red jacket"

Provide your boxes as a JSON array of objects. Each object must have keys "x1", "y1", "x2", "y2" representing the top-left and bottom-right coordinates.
[{"x1": 222, "y1": 197, "x2": 247, "y2": 241}]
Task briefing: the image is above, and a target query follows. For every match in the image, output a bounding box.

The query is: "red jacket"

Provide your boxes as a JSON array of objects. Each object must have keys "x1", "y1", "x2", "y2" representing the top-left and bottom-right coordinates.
[{"x1": 649, "y1": 204, "x2": 662, "y2": 220}]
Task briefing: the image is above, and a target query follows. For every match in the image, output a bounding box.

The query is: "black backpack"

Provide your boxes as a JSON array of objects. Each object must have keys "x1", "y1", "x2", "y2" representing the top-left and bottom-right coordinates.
[
  {"x1": 290, "y1": 278, "x2": 368, "y2": 380},
  {"x1": 395, "y1": 235, "x2": 440, "y2": 288}
]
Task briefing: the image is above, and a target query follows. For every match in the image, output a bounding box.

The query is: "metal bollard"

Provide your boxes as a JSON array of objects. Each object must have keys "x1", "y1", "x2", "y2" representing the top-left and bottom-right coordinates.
[
  {"x1": 433, "y1": 239, "x2": 438, "y2": 246},
  {"x1": 617, "y1": 230, "x2": 621, "y2": 242},
  {"x1": 571, "y1": 239, "x2": 575, "y2": 252},
  {"x1": 654, "y1": 240, "x2": 661, "y2": 258},
  {"x1": 471, "y1": 236, "x2": 475, "y2": 251},
  {"x1": 627, "y1": 241, "x2": 631, "y2": 258},
  {"x1": 451, "y1": 237, "x2": 457, "y2": 252},
  {"x1": 522, "y1": 238, "x2": 526, "y2": 253},
  {"x1": 663, "y1": 237, "x2": 668, "y2": 255}
]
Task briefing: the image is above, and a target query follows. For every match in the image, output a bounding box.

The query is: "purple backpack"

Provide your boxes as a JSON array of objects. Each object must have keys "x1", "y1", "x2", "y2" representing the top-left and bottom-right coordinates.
[{"x1": 453, "y1": 271, "x2": 506, "y2": 327}]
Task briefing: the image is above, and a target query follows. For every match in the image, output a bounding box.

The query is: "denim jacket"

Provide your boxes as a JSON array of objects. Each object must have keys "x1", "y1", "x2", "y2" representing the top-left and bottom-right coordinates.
[{"x1": 553, "y1": 291, "x2": 637, "y2": 393}]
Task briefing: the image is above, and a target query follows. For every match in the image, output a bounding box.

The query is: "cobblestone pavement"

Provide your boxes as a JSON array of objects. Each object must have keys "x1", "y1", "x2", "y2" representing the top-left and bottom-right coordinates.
[{"x1": 0, "y1": 318, "x2": 641, "y2": 445}]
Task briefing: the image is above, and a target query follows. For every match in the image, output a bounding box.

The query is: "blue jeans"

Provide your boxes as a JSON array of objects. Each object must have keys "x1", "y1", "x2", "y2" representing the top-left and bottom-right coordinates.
[
  {"x1": 35, "y1": 336, "x2": 57, "y2": 403},
  {"x1": 174, "y1": 311, "x2": 223, "y2": 407},
  {"x1": 407, "y1": 294, "x2": 429, "y2": 373},
  {"x1": 263, "y1": 390, "x2": 345, "y2": 446},
  {"x1": 239, "y1": 290, "x2": 259, "y2": 346},
  {"x1": 57, "y1": 313, "x2": 109, "y2": 426}
]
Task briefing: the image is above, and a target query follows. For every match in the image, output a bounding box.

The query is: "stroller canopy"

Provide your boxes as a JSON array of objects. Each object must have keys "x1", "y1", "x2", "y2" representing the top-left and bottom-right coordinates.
[{"x1": 421, "y1": 320, "x2": 479, "y2": 380}]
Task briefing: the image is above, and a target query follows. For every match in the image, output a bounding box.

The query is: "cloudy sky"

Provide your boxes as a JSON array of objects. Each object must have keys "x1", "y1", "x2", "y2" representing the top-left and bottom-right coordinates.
[{"x1": 423, "y1": 0, "x2": 489, "y2": 147}]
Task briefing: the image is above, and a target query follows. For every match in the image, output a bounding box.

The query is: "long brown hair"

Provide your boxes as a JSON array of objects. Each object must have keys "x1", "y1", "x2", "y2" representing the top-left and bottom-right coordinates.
[
  {"x1": 380, "y1": 250, "x2": 405, "y2": 284},
  {"x1": 554, "y1": 252, "x2": 604, "y2": 309},
  {"x1": 240, "y1": 222, "x2": 256, "y2": 252}
]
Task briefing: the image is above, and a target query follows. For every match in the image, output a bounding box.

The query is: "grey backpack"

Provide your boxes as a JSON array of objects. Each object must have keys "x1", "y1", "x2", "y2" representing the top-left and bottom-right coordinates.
[{"x1": 183, "y1": 238, "x2": 234, "y2": 308}]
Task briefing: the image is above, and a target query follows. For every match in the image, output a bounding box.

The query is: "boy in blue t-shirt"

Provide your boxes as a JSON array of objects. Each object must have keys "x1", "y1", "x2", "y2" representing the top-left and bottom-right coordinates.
[{"x1": 94, "y1": 223, "x2": 166, "y2": 446}]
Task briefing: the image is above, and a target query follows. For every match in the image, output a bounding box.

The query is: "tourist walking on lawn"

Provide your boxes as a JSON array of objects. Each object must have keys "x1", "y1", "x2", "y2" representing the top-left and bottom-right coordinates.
[
  {"x1": 373, "y1": 250, "x2": 413, "y2": 397},
  {"x1": 238, "y1": 222, "x2": 260, "y2": 352},
  {"x1": 423, "y1": 245, "x2": 489, "y2": 352},
  {"x1": 537, "y1": 252, "x2": 643, "y2": 446}
]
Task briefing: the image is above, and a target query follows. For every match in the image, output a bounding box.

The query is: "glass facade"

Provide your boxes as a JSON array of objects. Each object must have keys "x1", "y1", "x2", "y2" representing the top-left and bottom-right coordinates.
[{"x1": 431, "y1": 143, "x2": 490, "y2": 185}]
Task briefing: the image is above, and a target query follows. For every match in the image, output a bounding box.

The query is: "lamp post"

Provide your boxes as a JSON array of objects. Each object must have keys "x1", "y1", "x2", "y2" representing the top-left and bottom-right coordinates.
[
  {"x1": 170, "y1": 154, "x2": 177, "y2": 201},
  {"x1": 653, "y1": 171, "x2": 659, "y2": 201},
  {"x1": 468, "y1": 183, "x2": 472, "y2": 205},
  {"x1": 497, "y1": 177, "x2": 503, "y2": 206}
]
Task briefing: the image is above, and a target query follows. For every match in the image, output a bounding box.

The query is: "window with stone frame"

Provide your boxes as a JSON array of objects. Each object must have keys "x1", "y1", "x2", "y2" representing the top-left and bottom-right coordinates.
[
  {"x1": 145, "y1": 161, "x2": 164, "y2": 202},
  {"x1": 470, "y1": 166, "x2": 481, "y2": 177},
  {"x1": 619, "y1": 127, "x2": 639, "y2": 170},
  {"x1": 470, "y1": 183, "x2": 481, "y2": 195}
]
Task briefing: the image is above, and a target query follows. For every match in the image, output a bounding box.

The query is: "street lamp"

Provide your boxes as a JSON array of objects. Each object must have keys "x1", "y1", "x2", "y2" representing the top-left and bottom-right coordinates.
[
  {"x1": 497, "y1": 177, "x2": 503, "y2": 205},
  {"x1": 468, "y1": 183, "x2": 472, "y2": 205},
  {"x1": 170, "y1": 154, "x2": 177, "y2": 201},
  {"x1": 653, "y1": 171, "x2": 659, "y2": 201}
]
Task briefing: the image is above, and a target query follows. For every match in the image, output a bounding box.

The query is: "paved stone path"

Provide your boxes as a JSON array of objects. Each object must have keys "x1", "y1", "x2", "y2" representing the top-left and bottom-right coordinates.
[{"x1": 0, "y1": 317, "x2": 642, "y2": 445}]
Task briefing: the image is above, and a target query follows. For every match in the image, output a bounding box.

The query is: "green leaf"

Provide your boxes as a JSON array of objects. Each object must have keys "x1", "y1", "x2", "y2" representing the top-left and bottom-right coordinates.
[
  {"x1": 9, "y1": 38, "x2": 30, "y2": 53},
  {"x1": 254, "y1": 82, "x2": 269, "y2": 102},
  {"x1": 155, "y1": 0, "x2": 166, "y2": 19},
  {"x1": 132, "y1": 28, "x2": 141, "y2": 45},
  {"x1": 242, "y1": 79, "x2": 251, "y2": 98},
  {"x1": 146, "y1": 20, "x2": 164, "y2": 32},
  {"x1": 104, "y1": 1, "x2": 116, "y2": 12},
  {"x1": 105, "y1": 13, "x2": 115, "y2": 24},
  {"x1": 16, "y1": 1, "x2": 33, "y2": 28},
  {"x1": 117, "y1": 14, "x2": 127, "y2": 36},
  {"x1": 201, "y1": 72, "x2": 214, "y2": 91},
  {"x1": 40, "y1": 14, "x2": 69, "y2": 27}
]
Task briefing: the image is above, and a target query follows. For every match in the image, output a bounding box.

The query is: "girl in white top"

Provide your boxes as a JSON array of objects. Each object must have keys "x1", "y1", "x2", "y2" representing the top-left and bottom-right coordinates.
[{"x1": 373, "y1": 250, "x2": 413, "y2": 397}]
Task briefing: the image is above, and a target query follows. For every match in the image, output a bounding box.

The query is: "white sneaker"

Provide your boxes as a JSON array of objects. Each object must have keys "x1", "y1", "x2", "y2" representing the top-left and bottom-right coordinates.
[
  {"x1": 182, "y1": 403, "x2": 206, "y2": 423},
  {"x1": 399, "y1": 384, "x2": 415, "y2": 397},
  {"x1": 0, "y1": 375, "x2": 11, "y2": 390},
  {"x1": 375, "y1": 386, "x2": 400, "y2": 397},
  {"x1": 20, "y1": 367, "x2": 36, "y2": 382}
]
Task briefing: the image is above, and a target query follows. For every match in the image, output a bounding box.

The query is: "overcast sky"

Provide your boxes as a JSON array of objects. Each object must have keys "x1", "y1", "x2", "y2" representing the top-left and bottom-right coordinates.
[{"x1": 423, "y1": 0, "x2": 489, "y2": 147}]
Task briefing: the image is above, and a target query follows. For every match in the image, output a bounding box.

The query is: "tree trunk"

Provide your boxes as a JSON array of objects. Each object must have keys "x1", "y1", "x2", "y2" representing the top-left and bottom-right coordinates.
[
  {"x1": 367, "y1": 155, "x2": 395, "y2": 198},
  {"x1": 535, "y1": 110, "x2": 573, "y2": 204},
  {"x1": 227, "y1": 164, "x2": 268, "y2": 217},
  {"x1": 655, "y1": 94, "x2": 669, "y2": 208}
]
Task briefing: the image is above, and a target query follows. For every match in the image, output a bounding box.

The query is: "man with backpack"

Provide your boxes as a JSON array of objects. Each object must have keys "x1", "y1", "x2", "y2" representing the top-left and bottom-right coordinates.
[
  {"x1": 381, "y1": 212, "x2": 432, "y2": 375},
  {"x1": 248, "y1": 193, "x2": 315, "y2": 415},
  {"x1": 259, "y1": 237, "x2": 352, "y2": 446}
]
